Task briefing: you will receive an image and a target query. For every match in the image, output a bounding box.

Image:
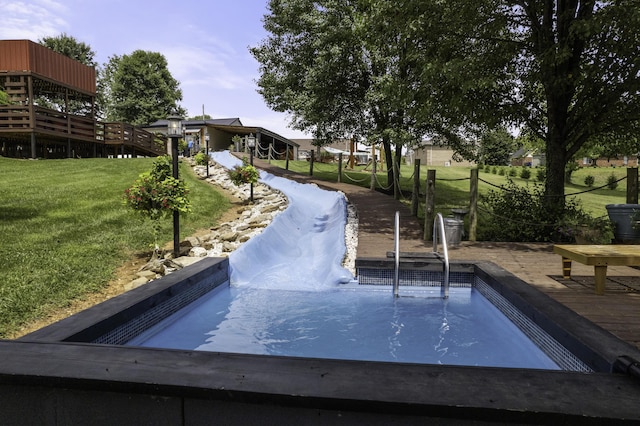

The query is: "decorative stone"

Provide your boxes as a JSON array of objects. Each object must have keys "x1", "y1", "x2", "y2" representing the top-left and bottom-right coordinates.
[{"x1": 189, "y1": 247, "x2": 208, "y2": 257}]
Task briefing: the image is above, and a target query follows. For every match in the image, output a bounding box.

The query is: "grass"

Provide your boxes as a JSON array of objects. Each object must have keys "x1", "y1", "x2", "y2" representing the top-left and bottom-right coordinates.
[
  {"x1": 271, "y1": 160, "x2": 631, "y2": 219},
  {"x1": 0, "y1": 157, "x2": 230, "y2": 338}
]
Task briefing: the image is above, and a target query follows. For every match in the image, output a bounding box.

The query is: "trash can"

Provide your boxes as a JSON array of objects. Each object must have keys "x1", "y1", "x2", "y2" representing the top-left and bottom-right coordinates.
[{"x1": 443, "y1": 217, "x2": 464, "y2": 246}]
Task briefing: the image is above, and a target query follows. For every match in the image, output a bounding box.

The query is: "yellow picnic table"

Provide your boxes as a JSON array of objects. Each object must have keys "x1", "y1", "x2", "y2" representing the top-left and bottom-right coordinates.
[{"x1": 553, "y1": 245, "x2": 640, "y2": 295}]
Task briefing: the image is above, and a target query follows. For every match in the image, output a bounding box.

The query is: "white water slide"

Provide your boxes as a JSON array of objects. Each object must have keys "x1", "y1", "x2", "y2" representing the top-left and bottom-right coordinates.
[{"x1": 211, "y1": 151, "x2": 354, "y2": 291}]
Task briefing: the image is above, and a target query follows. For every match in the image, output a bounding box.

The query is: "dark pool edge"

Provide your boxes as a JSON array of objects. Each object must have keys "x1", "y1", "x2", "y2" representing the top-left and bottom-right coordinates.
[
  {"x1": 1, "y1": 340, "x2": 640, "y2": 424},
  {"x1": 3, "y1": 256, "x2": 640, "y2": 424}
]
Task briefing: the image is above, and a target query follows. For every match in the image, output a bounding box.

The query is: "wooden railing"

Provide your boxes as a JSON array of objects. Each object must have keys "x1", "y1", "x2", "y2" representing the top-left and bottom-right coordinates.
[
  {"x1": 101, "y1": 122, "x2": 167, "y2": 156},
  {"x1": 0, "y1": 105, "x2": 31, "y2": 129},
  {"x1": 0, "y1": 105, "x2": 166, "y2": 157},
  {"x1": 0, "y1": 105, "x2": 95, "y2": 141}
]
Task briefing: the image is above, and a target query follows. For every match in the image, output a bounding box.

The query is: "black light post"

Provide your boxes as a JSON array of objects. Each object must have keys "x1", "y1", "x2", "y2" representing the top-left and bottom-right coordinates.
[
  {"x1": 247, "y1": 133, "x2": 256, "y2": 203},
  {"x1": 167, "y1": 115, "x2": 183, "y2": 257},
  {"x1": 205, "y1": 133, "x2": 210, "y2": 178}
]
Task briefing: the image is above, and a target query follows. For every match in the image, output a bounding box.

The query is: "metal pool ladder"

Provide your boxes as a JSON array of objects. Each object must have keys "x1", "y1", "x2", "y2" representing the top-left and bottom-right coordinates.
[{"x1": 392, "y1": 212, "x2": 450, "y2": 298}]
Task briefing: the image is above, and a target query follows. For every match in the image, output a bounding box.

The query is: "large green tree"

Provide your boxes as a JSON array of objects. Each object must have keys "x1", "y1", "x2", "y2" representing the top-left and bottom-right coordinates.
[
  {"x1": 252, "y1": 0, "x2": 640, "y2": 215},
  {"x1": 251, "y1": 0, "x2": 410, "y2": 197},
  {"x1": 102, "y1": 51, "x2": 186, "y2": 125}
]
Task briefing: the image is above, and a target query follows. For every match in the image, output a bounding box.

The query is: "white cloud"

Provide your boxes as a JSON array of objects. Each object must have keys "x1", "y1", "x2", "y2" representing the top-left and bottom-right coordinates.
[{"x1": 0, "y1": 0, "x2": 68, "y2": 40}]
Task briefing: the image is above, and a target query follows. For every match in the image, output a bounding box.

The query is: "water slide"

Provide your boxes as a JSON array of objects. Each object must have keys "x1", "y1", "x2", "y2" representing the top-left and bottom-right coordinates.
[{"x1": 211, "y1": 151, "x2": 354, "y2": 291}]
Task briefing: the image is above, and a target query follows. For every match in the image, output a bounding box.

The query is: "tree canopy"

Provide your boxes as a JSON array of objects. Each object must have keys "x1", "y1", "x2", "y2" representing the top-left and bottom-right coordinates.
[
  {"x1": 102, "y1": 51, "x2": 186, "y2": 125},
  {"x1": 39, "y1": 33, "x2": 97, "y2": 67},
  {"x1": 252, "y1": 0, "x2": 640, "y2": 213},
  {"x1": 38, "y1": 35, "x2": 186, "y2": 125}
]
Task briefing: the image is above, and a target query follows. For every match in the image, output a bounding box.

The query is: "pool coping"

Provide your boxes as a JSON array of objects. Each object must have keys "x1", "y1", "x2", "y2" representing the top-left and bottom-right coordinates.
[{"x1": 2, "y1": 256, "x2": 640, "y2": 424}]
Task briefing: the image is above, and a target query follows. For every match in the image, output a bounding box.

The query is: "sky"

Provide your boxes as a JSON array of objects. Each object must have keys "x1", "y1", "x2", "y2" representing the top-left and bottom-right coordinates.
[{"x1": 0, "y1": 0, "x2": 310, "y2": 139}]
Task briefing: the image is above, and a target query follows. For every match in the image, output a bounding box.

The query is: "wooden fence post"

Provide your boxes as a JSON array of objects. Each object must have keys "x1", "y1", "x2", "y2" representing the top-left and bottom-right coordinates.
[
  {"x1": 338, "y1": 153, "x2": 343, "y2": 183},
  {"x1": 309, "y1": 150, "x2": 314, "y2": 176},
  {"x1": 411, "y1": 159, "x2": 420, "y2": 216},
  {"x1": 285, "y1": 146, "x2": 290, "y2": 170},
  {"x1": 627, "y1": 167, "x2": 638, "y2": 204},
  {"x1": 469, "y1": 168, "x2": 479, "y2": 241},
  {"x1": 268, "y1": 143, "x2": 273, "y2": 163},
  {"x1": 424, "y1": 169, "x2": 436, "y2": 241},
  {"x1": 370, "y1": 155, "x2": 377, "y2": 190}
]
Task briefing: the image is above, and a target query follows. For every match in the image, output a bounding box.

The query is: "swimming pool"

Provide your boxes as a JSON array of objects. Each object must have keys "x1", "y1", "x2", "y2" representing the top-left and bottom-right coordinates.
[
  {"x1": 13, "y1": 257, "x2": 640, "y2": 423},
  {"x1": 127, "y1": 285, "x2": 560, "y2": 370}
]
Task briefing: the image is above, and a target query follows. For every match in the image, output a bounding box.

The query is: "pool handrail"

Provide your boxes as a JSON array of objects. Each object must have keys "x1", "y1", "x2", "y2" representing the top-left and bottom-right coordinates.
[
  {"x1": 393, "y1": 211, "x2": 400, "y2": 297},
  {"x1": 433, "y1": 213, "x2": 451, "y2": 298}
]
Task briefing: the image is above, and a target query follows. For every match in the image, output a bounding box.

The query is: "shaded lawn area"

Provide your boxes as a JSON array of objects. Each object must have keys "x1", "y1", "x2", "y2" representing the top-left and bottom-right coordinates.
[{"x1": 0, "y1": 157, "x2": 230, "y2": 338}]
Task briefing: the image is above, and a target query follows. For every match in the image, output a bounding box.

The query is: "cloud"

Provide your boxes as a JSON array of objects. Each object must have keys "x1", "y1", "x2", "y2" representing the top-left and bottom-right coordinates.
[{"x1": 0, "y1": 0, "x2": 68, "y2": 40}]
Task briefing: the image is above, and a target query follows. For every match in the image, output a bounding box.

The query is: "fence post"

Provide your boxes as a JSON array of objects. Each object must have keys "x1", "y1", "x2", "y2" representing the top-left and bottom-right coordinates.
[
  {"x1": 424, "y1": 169, "x2": 436, "y2": 241},
  {"x1": 309, "y1": 150, "x2": 314, "y2": 176},
  {"x1": 370, "y1": 155, "x2": 377, "y2": 190},
  {"x1": 469, "y1": 168, "x2": 479, "y2": 241},
  {"x1": 627, "y1": 167, "x2": 638, "y2": 204},
  {"x1": 411, "y1": 159, "x2": 420, "y2": 216},
  {"x1": 268, "y1": 143, "x2": 273, "y2": 163},
  {"x1": 285, "y1": 146, "x2": 290, "y2": 170},
  {"x1": 338, "y1": 153, "x2": 343, "y2": 183},
  {"x1": 393, "y1": 159, "x2": 400, "y2": 200}
]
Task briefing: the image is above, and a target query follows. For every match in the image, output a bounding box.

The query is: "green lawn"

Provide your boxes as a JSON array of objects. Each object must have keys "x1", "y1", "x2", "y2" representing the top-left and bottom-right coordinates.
[
  {"x1": 0, "y1": 157, "x2": 230, "y2": 338},
  {"x1": 271, "y1": 160, "x2": 631, "y2": 218}
]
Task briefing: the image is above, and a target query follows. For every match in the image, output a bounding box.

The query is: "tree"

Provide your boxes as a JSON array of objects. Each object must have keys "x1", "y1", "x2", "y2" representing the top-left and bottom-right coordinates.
[
  {"x1": 0, "y1": 90, "x2": 9, "y2": 106},
  {"x1": 251, "y1": 0, "x2": 409, "y2": 197},
  {"x1": 102, "y1": 51, "x2": 186, "y2": 125},
  {"x1": 253, "y1": 0, "x2": 640, "y2": 218},
  {"x1": 37, "y1": 33, "x2": 98, "y2": 115},
  {"x1": 478, "y1": 128, "x2": 517, "y2": 166},
  {"x1": 39, "y1": 33, "x2": 97, "y2": 67},
  {"x1": 416, "y1": 1, "x2": 640, "y2": 217}
]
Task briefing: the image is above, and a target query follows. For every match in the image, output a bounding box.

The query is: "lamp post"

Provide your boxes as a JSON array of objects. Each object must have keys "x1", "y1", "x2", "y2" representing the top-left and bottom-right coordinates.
[
  {"x1": 167, "y1": 115, "x2": 183, "y2": 257},
  {"x1": 247, "y1": 133, "x2": 256, "y2": 202}
]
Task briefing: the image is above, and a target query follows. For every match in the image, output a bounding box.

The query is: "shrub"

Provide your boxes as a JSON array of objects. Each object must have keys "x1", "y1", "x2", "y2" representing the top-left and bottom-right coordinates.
[
  {"x1": 498, "y1": 168, "x2": 505, "y2": 176},
  {"x1": 536, "y1": 167, "x2": 546, "y2": 182},
  {"x1": 479, "y1": 179, "x2": 590, "y2": 242},
  {"x1": 508, "y1": 167, "x2": 517, "y2": 177},
  {"x1": 584, "y1": 175, "x2": 595, "y2": 187},
  {"x1": 491, "y1": 166, "x2": 497, "y2": 174},
  {"x1": 607, "y1": 173, "x2": 619, "y2": 190},
  {"x1": 124, "y1": 155, "x2": 191, "y2": 249},
  {"x1": 520, "y1": 167, "x2": 531, "y2": 179},
  {"x1": 194, "y1": 151, "x2": 209, "y2": 166},
  {"x1": 229, "y1": 158, "x2": 259, "y2": 186}
]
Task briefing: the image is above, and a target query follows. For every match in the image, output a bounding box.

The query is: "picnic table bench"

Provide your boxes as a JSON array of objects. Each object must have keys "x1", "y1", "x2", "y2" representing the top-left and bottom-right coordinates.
[{"x1": 553, "y1": 245, "x2": 640, "y2": 295}]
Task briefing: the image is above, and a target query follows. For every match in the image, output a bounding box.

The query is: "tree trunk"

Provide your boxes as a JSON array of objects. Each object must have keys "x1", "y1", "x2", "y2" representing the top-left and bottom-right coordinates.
[
  {"x1": 394, "y1": 142, "x2": 403, "y2": 200},
  {"x1": 380, "y1": 133, "x2": 393, "y2": 193},
  {"x1": 544, "y1": 129, "x2": 568, "y2": 220}
]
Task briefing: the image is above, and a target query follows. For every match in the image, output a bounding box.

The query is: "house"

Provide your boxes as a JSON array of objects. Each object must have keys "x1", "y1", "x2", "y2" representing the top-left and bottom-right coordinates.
[
  {"x1": 144, "y1": 118, "x2": 299, "y2": 160},
  {"x1": 410, "y1": 140, "x2": 475, "y2": 167},
  {"x1": 510, "y1": 148, "x2": 545, "y2": 167}
]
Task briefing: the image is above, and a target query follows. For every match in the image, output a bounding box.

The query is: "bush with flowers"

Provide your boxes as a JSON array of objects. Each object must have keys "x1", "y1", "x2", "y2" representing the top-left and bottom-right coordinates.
[
  {"x1": 124, "y1": 155, "x2": 191, "y2": 250},
  {"x1": 228, "y1": 157, "x2": 259, "y2": 186}
]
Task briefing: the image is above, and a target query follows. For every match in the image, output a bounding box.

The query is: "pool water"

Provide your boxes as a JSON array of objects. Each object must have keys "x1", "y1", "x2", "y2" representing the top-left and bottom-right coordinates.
[{"x1": 128, "y1": 286, "x2": 560, "y2": 370}]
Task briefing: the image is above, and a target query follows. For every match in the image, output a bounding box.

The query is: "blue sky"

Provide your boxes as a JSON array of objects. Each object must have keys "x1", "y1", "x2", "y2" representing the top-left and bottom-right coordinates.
[{"x1": 0, "y1": 0, "x2": 310, "y2": 138}]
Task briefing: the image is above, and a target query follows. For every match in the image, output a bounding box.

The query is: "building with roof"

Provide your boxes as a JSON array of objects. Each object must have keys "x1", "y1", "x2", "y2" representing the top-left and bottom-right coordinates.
[{"x1": 144, "y1": 118, "x2": 299, "y2": 160}]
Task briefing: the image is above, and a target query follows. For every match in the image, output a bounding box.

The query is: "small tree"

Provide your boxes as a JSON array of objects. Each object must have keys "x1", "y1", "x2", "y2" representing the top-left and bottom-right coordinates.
[{"x1": 124, "y1": 156, "x2": 190, "y2": 252}]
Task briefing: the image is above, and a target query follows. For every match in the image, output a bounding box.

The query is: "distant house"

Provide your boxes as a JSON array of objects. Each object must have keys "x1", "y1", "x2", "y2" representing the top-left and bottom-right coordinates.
[
  {"x1": 410, "y1": 140, "x2": 475, "y2": 167},
  {"x1": 580, "y1": 155, "x2": 639, "y2": 168},
  {"x1": 510, "y1": 148, "x2": 545, "y2": 167}
]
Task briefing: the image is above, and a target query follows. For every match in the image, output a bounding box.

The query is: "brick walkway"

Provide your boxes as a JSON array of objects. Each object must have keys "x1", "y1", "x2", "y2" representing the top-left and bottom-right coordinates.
[{"x1": 251, "y1": 157, "x2": 640, "y2": 349}]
